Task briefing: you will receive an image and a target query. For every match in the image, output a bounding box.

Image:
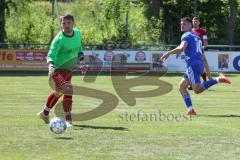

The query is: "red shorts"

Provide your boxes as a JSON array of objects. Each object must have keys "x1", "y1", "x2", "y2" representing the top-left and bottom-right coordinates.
[{"x1": 51, "y1": 69, "x2": 72, "y2": 89}]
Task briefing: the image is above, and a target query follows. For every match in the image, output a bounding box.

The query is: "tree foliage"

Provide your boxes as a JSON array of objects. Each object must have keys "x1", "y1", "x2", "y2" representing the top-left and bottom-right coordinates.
[
  {"x1": 141, "y1": 0, "x2": 239, "y2": 44},
  {"x1": 2, "y1": 0, "x2": 240, "y2": 45}
]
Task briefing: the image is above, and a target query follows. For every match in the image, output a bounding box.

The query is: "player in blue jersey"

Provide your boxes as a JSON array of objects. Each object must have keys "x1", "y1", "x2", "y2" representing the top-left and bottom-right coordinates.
[{"x1": 160, "y1": 17, "x2": 232, "y2": 115}]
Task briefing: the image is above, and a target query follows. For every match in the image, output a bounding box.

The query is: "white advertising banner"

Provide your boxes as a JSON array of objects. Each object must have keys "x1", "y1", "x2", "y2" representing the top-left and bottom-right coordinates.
[{"x1": 84, "y1": 50, "x2": 240, "y2": 72}]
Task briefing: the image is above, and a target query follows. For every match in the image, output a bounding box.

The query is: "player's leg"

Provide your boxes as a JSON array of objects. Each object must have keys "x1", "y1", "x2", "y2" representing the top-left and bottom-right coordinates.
[
  {"x1": 192, "y1": 73, "x2": 231, "y2": 94},
  {"x1": 201, "y1": 51, "x2": 212, "y2": 81},
  {"x1": 38, "y1": 69, "x2": 66, "y2": 123},
  {"x1": 44, "y1": 91, "x2": 62, "y2": 115},
  {"x1": 183, "y1": 66, "x2": 205, "y2": 115},
  {"x1": 38, "y1": 91, "x2": 63, "y2": 124},
  {"x1": 179, "y1": 77, "x2": 196, "y2": 115},
  {"x1": 62, "y1": 84, "x2": 73, "y2": 123},
  {"x1": 201, "y1": 71, "x2": 207, "y2": 82},
  {"x1": 60, "y1": 70, "x2": 73, "y2": 127},
  {"x1": 190, "y1": 65, "x2": 210, "y2": 94}
]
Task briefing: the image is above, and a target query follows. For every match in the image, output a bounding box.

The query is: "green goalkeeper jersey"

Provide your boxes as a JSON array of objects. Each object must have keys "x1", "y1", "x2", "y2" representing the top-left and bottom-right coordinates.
[{"x1": 47, "y1": 28, "x2": 83, "y2": 70}]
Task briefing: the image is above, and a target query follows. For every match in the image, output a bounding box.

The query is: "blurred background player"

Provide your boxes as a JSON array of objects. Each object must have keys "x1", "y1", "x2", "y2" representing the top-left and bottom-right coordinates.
[
  {"x1": 160, "y1": 17, "x2": 231, "y2": 115},
  {"x1": 192, "y1": 16, "x2": 212, "y2": 81},
  {"x1": 37, "y1": 14, "x2": 86, "y2": 127}
]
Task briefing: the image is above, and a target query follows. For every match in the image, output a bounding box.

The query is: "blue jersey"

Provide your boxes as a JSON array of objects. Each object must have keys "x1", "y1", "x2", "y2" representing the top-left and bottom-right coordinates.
[{"x1": 181, "y1": 31, "x2": 203, "y2": 67}]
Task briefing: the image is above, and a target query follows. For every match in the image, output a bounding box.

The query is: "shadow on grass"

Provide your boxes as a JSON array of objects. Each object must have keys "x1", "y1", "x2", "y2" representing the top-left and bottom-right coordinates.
[
  {"x1": 206, "y1": 89, "x2": 216, "y2": 91},
  {"x1": 73, "y1": 124, "x2": 128, "y2": 131},
  {"x1": 55, "y1": 137, "x2": 74, "y2": 140},
  {"x1": 198, "y1": 114, "x2": 240, "y2": 118}
]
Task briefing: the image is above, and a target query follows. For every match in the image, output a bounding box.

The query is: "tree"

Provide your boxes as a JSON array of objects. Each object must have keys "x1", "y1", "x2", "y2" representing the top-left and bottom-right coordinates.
[
  {"x1": 141, "y1": 0, "x2": 161, "y2": 19},
  {"x1": 226, "y1": 0, "x2": 238, "y2": 45},
  {"x1": 0, "y1": 0, "x2": 32, "y2": 43},
  {"x1": 0, "y1": 0, "x2": 15, "y2": 42},
  {"x1": 0, "y1": 0, "x2": 6, "y2": 42},
  {"x1": 103, "y1": 0, "x2": 132, "y2": 44},
  {"x1": 197, "y1": 0, "x2": 229, "y2": 44},
  {"x1": 141, "y1": 0, "x2": 163, "y2": 43},
  {"x1": 2, "y1": 0, "x2": 240, "y2": 46},
  {"x1": 161, "y1": 0, "x2": 196, "y2": 44}
]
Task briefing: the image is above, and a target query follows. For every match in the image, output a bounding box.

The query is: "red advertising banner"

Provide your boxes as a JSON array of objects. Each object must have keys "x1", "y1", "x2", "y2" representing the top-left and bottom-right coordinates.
[{"x1": 0, "y1": 50, "x2": 48, "y2": 71}]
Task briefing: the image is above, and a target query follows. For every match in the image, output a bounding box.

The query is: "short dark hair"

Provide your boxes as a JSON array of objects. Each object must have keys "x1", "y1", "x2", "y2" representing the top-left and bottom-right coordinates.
[
  {"x1": 193, "y1": 16, "x2": 200, "y2": 21},
  {"x1": 181, "y1": 17, "x2": 192, "y2": 24},
  {"x1": 60, "y1": 13, "x2": 74, "y2": 22}
]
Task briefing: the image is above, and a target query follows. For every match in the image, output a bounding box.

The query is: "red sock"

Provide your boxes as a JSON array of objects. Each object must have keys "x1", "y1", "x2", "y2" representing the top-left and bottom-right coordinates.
[
  {"x1": 44, "y1": 92, "x2": 59, "y2": 116},
  {"x1": 62, "y1": 95, "x2": 72, "y2": 121},
  {"x1": 201, "y1": 72, "x2": 207, "y2": 82}
]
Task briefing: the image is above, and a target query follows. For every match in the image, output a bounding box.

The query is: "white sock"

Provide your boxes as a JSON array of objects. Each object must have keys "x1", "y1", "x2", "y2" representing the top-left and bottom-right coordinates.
[
  {"x1": 188, "y1": 106, "x2": 193, "y2": 112},
  {"x1": 44, "y1": 105, "x2": 51, "y2": 112}
]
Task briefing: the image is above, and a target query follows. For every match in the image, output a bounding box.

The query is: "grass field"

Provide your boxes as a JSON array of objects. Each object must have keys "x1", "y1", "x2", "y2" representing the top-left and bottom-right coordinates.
[{"x1": 0, "y1": 72, "x2": 239, "y2": 160}]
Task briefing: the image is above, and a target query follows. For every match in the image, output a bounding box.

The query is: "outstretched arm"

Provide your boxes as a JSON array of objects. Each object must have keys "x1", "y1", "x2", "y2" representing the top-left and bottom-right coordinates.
[{"x1": 160, "y1": 41, "x2": 188, "y2": 61}]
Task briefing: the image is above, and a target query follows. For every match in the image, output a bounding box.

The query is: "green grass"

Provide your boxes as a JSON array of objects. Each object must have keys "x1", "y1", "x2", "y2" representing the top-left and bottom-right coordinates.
[{"x1": 0, "y1": 73, "x2": 240, "y2": 160}]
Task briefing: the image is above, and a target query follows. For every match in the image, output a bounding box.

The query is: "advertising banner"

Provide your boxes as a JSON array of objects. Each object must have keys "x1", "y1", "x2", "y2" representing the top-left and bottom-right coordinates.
[
  {"x1": 0, "y1": 50, "x2": 48, "y2": 71},
  {"x1": 0, "y1": 49, "x2": 239, "y2": 72}
]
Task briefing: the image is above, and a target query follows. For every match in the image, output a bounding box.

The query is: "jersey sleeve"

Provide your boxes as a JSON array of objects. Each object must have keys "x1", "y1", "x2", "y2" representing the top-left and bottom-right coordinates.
[
  {"x1": 181, "y1": 34, "x2": 189, "y2": 45},
  {"x1": 47, "y1": 37, "x2": 62, "y2": 64}
]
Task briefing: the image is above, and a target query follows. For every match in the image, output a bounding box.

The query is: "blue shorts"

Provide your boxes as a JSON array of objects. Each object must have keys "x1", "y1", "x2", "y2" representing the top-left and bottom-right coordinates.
[{"x1": 184, "y1": 65, "x2": 204, "y2": 85}]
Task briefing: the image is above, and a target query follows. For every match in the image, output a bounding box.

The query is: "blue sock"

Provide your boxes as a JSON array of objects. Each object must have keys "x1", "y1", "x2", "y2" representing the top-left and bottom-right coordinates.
[
  {"x1": 201, "y1": 79, "x2": 218, "y2": 89},
  {"x1": 183, "y1": 95, "x2": 192, "y2": 109}
]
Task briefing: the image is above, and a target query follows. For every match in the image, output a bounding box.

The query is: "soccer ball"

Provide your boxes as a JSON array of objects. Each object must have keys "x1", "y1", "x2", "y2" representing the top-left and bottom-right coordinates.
[{"x1": 49, "y1": 117, "x2": 67, "y2": 134}]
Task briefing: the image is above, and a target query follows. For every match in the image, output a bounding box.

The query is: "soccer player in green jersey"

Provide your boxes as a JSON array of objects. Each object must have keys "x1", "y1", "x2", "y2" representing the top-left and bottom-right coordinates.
[{"x1": 37, "y1": 14, "x2": 86, "y2": 127}]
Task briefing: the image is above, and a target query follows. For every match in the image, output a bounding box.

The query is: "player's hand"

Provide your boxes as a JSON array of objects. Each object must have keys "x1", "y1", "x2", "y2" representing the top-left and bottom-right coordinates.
[
  {"x1": 79, "y1": 60, "x2": 88, "y2": 75},
  {"x1": 160, "y1": 52, "x2": 170, "y2": 61},
  {"x1": 48, "y1": 63, "x2": 55, "y2": 76}
]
